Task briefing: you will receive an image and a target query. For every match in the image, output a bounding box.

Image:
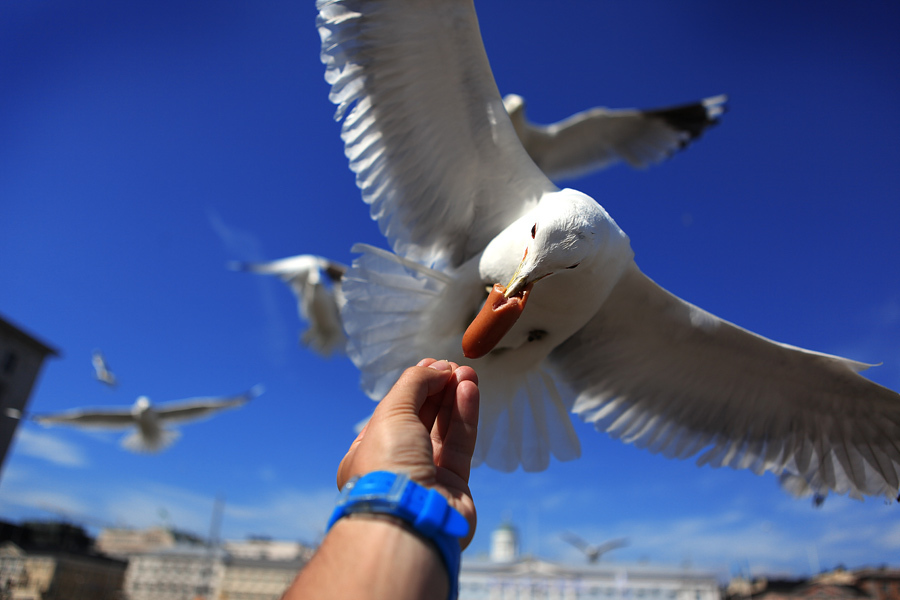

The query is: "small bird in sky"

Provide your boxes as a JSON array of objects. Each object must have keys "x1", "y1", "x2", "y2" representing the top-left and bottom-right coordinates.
[
  {"x1": 231, "y1": 255, "x2": 347, "y2": 357},
  {"x1": 33, "y1": 386, "x2": 263, "y2": 453},
  {"x1": 91, "y1": 349, "x2": 118, "y2": 387},
  {"x1": 560, "y1": 532, "x2": 628, "y2": 563}
]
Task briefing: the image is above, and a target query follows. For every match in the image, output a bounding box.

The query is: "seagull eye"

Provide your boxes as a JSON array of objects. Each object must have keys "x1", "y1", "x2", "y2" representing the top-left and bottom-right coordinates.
[
  {"x1": 530, "y1": 224, "x2": 537, "y2": 239},
  {"x1": 566, "y1": 263, "x2": 580, "y2": 269}
]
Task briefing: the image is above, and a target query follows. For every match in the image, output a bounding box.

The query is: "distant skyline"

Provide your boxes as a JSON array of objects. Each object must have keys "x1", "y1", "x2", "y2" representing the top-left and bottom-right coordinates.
[{"x1": 2, "y1": 1, "x2": 899, "y2": 579}]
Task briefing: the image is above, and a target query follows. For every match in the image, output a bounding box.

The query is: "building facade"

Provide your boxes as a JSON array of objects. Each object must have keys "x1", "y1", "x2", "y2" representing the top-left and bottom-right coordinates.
[
  {"x1": 0, "y1": 541, "x2": 126, "y2": 600},
  {"x1": 122, "y1": 539, "x2": 314, "y2": 600},
  {"x1": 123, "y1": 545, "x2": 226, "y2": 600},
  {"x1": 460, "y1": 523, "x2": 719, "y2": 600},
  {"x1": 217, "y1": 555, "x2": 306, "y2": 600},
  {"x1": 0, "y1": 315, "x2": 58, "y2": 477},
  {"x1": 460, "y1": 557, "x2": 721, "y2": 600},
  {"x1": 96, "y1": 527, "x2": 177, "y2": 559}
]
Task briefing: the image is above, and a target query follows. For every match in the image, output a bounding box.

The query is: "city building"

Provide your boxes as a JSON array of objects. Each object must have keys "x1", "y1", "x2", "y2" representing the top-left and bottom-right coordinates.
[
  {"x1": 726, "y1": 568, "x2": 900, "y2": 600},
  {"x1": 0, "y1": 521, "x2": 126, "y2": 600},
  {"x1": 0, "y1": 315, "x2": 58, "y2": 477},
  {"x1": 222, "y1": 537, "x2": 314, "y2": 562},
  {"x1": 124, "y1": 544, "x2": 227, "y2": 600},
  {"x1": 121, "y1": 533, "x2": 314, "y2": 600},
  {"x1": 96, "y1": 526, "x2": 205, "y2": 560},
  {"x1": 218, "y1": 553, "x2": 307, "y2": 600},
  {"x1": 853, "y1": 568, "x2": 900, "y2": 600},
  {"x1": 460, "y1": 523, "x2": 720, "y2": 600}
]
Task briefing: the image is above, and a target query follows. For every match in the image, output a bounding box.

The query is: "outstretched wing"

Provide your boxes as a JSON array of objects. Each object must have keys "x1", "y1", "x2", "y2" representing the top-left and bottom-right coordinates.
[
  {"x1": 505, "y1": 94, "x2": 726, "y2": 181},
  {"x1": 549, "y1": 264, "x2": 900, "y2": 499},
  {"x1": 155, "y1": 385, "x2": 264, "y2": 425},
  {"x1": 317, "y1": 0, "x2": 556, "y2": 269},
  {"x1": 34, "y1": 407, "x2": 134, "y2": 429},
  {"x1": 560, "y1": 531, "x2": 592, "y2": 553}
]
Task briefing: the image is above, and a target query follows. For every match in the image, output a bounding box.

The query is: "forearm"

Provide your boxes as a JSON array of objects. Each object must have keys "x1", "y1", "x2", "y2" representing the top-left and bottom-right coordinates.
[{"x1": 284, "y1": 514, "x2": 449, "y2": 600}]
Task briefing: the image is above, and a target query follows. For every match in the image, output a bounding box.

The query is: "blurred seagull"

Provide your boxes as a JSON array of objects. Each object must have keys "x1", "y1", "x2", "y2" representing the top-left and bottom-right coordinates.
[
  {"x1": 315, "y1": 0, "x2": 900, "y2": 501},
  {"x1": 560, "y1": 532, "x2": 628, "y2": 563},
  {"x1": 231, "y1": 255, "x2": 347, "y2": 357},
  {"x1": 504, "y1": 93, "x2": 727, "y2": 182},
  {"x1": 33, "y1": 386, "x2": 263, "y2": 453},
  {"x1": 92, "y1": 350, "x2": 117, "y2": 387}
]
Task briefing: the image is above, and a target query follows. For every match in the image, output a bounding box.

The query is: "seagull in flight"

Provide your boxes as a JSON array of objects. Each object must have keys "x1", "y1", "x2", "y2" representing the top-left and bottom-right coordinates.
[
  {"x1": 315, "y1": 0, "x2": 900, "y2": 500},
  {"x1": 231, "y1": 255, "x2": 347, "y2": 357},
  {"x1": 33, "y1": 386, "x2": 263, "y2": 453},
  {"x1": 560, "y1": 532, "x2": 628, "y2": 563},
  {"x1": 92, "y1": 350, "x2": 118, "y2": 387}
]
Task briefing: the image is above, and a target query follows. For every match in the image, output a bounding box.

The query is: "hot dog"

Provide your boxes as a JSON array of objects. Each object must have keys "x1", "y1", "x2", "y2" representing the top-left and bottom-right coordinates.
[{"x1": 462, "y1": 283, "x2": 532, "y2": 359}]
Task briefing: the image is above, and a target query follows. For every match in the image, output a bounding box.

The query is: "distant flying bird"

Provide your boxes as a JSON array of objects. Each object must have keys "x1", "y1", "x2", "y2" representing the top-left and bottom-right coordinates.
[
  {"x1": 315, "y1": 0, "x2": 900, "y2": 501},
  {"x1": 231, "y1": 255, "x2": 347, "y2": 357},
  {"x1": 560, "y1": 532, "x2": 628, "y2": 563},
  {"x1": 33, "y1": 386, "x2": 263, "y2": 452},
  {"x1": 92, "y1": 350, "x2": 117, "y2": 387},
  {"x1": 504, "y1": 93, "x2": 727, "y2": 182}
]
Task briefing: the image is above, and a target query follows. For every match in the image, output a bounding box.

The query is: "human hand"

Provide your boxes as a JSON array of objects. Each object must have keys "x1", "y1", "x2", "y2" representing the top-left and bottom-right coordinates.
[{"x1": 337, "y1": 359, "x2": 480, "y2": 548}]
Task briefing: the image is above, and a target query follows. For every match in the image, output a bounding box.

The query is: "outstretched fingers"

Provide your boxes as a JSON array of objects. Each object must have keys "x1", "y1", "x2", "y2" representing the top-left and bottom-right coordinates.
[{"x1": 433, "y1": 366, "x2": 479, "y2": 483}]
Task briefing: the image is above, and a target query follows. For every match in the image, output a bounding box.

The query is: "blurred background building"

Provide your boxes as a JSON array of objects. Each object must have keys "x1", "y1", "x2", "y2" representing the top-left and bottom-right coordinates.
[
  {"x1": 461, "y1": 522, "x2": 720, "y2": 600},
  {"x1": 0, "y1": 516, "x2": 897, "y2": 600},
  {"x1": 0, "y1": 315, "x2": 58, "y2": 479}
]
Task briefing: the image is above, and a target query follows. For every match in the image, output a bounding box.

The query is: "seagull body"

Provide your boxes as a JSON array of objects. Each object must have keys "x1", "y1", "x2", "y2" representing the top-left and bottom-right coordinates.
[
  {"x1": 316, "y1": 0, "x2": 900, "y2": 499},
  {"x1": 33, "y1": 386, "x2": 263, "y2": 452},
  {"x1": 504, "y1": 93, "x2": 727, "y2": 181},
  {"x1": 232, "y1": 255, "x2": 347, "y2": 356},
  {"x1": 92, "y1": 350, "x2": 117, "y2": 387}
]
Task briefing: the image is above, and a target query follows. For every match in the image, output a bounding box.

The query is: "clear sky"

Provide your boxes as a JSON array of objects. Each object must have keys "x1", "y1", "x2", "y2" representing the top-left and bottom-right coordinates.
[{"x1": 2, "y1": 0, "x2": 899, "y2": 580}]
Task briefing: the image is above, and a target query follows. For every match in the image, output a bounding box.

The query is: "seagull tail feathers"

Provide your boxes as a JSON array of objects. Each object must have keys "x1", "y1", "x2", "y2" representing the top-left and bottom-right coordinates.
[
  {"x1": 121, "y1": 429, "x2": 181, "y2": 453},
  {"x1": 342, "y1": 243, "x2": 455, "y2": 401},
  {"x1": 474, "y1": 368, "x2": 581, "y2": 473}
]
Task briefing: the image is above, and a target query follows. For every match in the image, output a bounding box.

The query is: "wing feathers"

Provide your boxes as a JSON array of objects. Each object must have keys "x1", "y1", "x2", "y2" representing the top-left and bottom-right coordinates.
[
  {"x1": 551, "y1": 264, "x2": 900, "y2": 498},
  {"x1": 318, "y1": 0, "x2": 553, "y2": 268}
]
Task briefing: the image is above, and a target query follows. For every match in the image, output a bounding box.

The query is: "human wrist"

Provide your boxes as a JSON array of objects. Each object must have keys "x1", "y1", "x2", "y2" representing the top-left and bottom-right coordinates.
[
  {"x1": 327, "y1": 471, "x2": 468, "y2": 600},
  {"x1": 333, "y1": 515, "x2": 449, "y2": 597},
  {"x1": 286, "y1": 514, "x2": 448, "y2": 600}
]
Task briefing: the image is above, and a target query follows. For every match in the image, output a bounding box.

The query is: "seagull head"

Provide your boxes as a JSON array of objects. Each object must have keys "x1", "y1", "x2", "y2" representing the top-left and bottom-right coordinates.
[
  {"x1": 505, "y1": 188, "x2": 607, "y2": 298},
  {"x1": 132, "y1": 396, "x2": 151, "y2": 416}
]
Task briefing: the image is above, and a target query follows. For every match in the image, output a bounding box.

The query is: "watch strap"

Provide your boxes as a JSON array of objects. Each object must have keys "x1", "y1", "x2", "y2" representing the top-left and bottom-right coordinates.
[{"x1": 327, "y1": 471, "x2": 469, "y2": 599}]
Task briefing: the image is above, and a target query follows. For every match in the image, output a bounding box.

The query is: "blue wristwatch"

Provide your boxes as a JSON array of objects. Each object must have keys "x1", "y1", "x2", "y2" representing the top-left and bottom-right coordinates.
[{"x1": 327, "y1": 471, "x2": 469, "y2": 600}]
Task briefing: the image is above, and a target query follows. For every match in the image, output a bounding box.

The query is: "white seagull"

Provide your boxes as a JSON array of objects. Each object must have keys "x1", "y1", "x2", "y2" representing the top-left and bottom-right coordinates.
[
  {"x1": 316, "y1": 0, "x2": 900, "y2": 499},
  {"x1": 234, "y1": 96, "x2": 724, "y2": 360},
  {"x1": 33, "y1": 386, "x2": 263, "y2": 452},
  {"x1": 231, "y1": 255, "x2": 347, "y2": 357},
  {"x1": 92, "y1": 349, "x2": 118, "y2": 387},
  {"x1": 504, "y1": 93, "x2": 727, "y2": 182}
]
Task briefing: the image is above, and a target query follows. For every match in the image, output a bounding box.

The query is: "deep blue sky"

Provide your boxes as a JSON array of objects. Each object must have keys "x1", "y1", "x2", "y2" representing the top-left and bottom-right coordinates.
[{"x1": 2, "y1": 0, "x2": 899, "y2": 578}]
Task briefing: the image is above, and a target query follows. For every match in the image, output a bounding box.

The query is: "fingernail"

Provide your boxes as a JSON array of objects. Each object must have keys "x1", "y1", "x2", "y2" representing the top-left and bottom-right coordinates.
[{"x1": 428, "y1": 360, "x2": 452, "y2": 372}]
